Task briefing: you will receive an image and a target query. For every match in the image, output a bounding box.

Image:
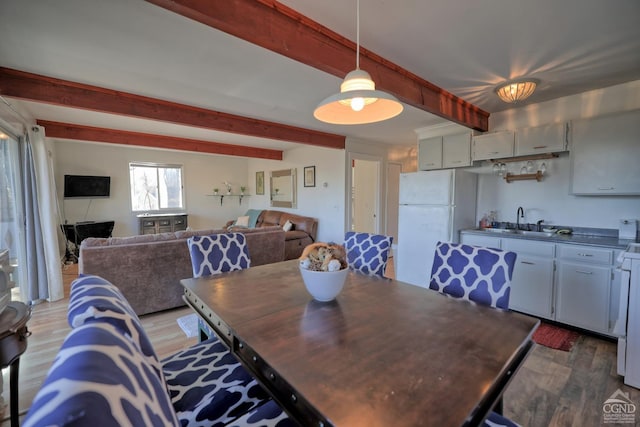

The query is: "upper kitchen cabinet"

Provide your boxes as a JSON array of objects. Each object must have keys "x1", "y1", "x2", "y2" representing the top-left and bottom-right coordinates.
[
  {"x1": 515, "y1": 122, "x2": 569, "y2": 156},
  {"x1": 418, "y1": 132, "x2": 471, "y2": 170},
  {"x1": 570, "y1": 109, "x2": 640, "y2": 195},
  {"x1": 472, "y1": 130, "x2": 514, "y2": 161}
]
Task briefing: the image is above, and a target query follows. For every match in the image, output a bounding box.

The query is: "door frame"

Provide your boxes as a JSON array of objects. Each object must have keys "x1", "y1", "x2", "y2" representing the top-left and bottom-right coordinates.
[{"x1": 346, "y1": 151, "x2": 383, "y2": 234}]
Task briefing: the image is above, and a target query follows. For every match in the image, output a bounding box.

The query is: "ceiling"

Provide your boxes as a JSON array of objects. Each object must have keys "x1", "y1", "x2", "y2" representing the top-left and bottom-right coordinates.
[{"x1": 1, "y1": 0, "x2": 639, "y2": 154}]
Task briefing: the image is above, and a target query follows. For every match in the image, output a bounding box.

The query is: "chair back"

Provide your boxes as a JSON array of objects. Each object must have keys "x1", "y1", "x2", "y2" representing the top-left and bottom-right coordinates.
[
  {"x1": 187, "y1": 233, "x2": 251, "y2": 277},
  {"x1": 344, "y1": 231, "x2": 393, "y2": 277},
  {"x1": 429, "y1": 241, "x2": 516, "y2": 309}
]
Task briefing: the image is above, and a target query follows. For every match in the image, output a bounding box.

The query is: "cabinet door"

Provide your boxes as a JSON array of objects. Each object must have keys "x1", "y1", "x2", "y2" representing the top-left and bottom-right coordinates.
[
  {"x1": 571, "y1": 110, "x2": 640, "y2": 195},
  {"x1": 515, "y1": 122, "x2": 567, "y2": 156},
  {"x1": 418, "y1": 137, "x2": 442, "y2": 170},
  {"x1": 556, "y1": 261, "x2": 610, "y2": 333},
  {"x1": 443, "y1": 133, "x2": 471, "y2": 168},
  {"x1": 472, "y1": 131, "x2": 514, "y2": 161},
  {"x1": 509, "y1": 255, "x2": 555, "y2": 319}
]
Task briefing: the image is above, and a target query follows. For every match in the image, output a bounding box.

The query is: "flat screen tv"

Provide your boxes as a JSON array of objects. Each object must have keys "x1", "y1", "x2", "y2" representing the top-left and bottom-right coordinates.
[{"x1": 64, "y1": 175, "x2": 111, "y2": 198}]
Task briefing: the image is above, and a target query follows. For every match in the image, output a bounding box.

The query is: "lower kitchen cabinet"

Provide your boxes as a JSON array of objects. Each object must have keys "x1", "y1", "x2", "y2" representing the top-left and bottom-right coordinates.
[
  {"x1": 555, "y1": 244, "x2": 615, "y2": 335},
  {"x1": 504, "y1": 238, "x2": 556, "y2": 319},
  {"x1": 460, "y1": 231, "x2": 619, "y2": 336}
]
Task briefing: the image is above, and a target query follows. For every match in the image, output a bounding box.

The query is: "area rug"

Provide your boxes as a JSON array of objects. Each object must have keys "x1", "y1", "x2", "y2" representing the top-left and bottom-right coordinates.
[
  {"x1": 176, "y1": 313, "x2": 199, "y2": 338},
  {"x1": 532, "y1": 322, "x2": 581, "y2": 352}
]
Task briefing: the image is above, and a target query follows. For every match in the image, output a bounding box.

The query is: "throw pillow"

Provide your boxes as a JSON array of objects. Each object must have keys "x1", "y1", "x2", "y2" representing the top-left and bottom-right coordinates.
[
  {"x1": 282, "y1": 219, "x2": 293, "y2": 232},
  {"x1": 236, "y1": 215, "x2": 250, "y2": 227}
]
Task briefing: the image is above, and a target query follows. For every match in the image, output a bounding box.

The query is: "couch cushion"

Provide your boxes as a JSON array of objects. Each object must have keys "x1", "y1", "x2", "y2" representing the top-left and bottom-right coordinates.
[
  {"x1": 260, "y1": 210, "x2": 282, "y2": 226},
  {"x1": 23, "y1": 322, "x2": 179, "y2": 427},
  {"x1": 284, "y1": 230, "x2": 309, "y2": 241},
  {"x1": 83, "y1": 232, "x2": 177, "y2": 247},
  {"x1": 279, "y1": 213, "x2": 316, "y2": 241},
  {"x1": 162, "y1": 338, "x2": 270, "y2": 426}
]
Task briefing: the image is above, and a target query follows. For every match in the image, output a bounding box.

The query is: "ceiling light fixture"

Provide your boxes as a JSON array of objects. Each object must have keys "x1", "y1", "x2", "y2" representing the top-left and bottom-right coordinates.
[
  {"x1": 495, "y1": 78, "x2": 539, "y2": 103},
  {"x1": 313, "y1": 0, "x2": 403, "y2": 125}
]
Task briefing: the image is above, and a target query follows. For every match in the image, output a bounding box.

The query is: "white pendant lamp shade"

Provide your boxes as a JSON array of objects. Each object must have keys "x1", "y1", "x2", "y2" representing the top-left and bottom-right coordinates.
[
  {"x1": 314, "y1": 69, "x2": 403, "y2": 125},
  {"x1": 313, "y1": 0, "x2": 403, "y2": 125}
]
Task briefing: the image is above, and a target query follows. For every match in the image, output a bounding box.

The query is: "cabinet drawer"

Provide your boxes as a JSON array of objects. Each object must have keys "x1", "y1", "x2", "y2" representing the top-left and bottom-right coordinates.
[
  {"x1": 558, "y1": 245, "x2": 612, "y2": 265},
  {"x1": 460, "y1": 234, "x2": 501, "y2": 249},
  {"x1": 159, "y1": 220, "x2": 171, "y2": 226},
  {"x1": 503, "y1": 238, "x2": 555, "y2": 257},
  {"x1": 174, "y1": 218, "x2": 186, "y2": 226},
  {"x1": 142, "y1": 220, "x2": 156, "y2": 227}
]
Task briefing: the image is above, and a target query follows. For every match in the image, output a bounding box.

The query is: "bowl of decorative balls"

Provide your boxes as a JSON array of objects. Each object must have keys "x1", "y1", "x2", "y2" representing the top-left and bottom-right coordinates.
[{"x1": 299, "y1": 242, "x2": 349, "y2": 302}]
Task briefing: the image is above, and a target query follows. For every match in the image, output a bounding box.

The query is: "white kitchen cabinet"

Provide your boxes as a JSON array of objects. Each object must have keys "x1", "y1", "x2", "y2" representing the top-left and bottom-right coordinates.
[
  {"x1": 515, "y1": 122, "x2": 568, "y2": 156},
  {"x1": 570, "y1": 109, "x2": 640, "y2": 195},
  {"x1": 443, "y1": 132, "x2": 472, "y2": 169},
  {"x1": 418, "y1": 133, "x2": 471, "y2": 170},
  {"x1": 472, "y1": 130, "x2": 514, "y2": 161},
  {"x1": 555, "y1": 244, "x2": 614, "y2": 334},
  {"x1": 503, "y1": 238, "x2": 555, "y2": 319},
  {"x1": 418, "y1": 137, "x2": 442, "y2": 170}
]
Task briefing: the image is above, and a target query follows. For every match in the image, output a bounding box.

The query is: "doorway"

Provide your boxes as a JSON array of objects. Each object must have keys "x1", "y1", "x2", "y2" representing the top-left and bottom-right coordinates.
[{"x1": 348, "y1": 154, "x2": 381, "y2": 234}]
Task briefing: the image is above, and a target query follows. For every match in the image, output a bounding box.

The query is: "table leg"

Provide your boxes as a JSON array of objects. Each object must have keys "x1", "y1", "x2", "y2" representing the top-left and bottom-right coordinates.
[{"x1": 10, "y1": 359, "x2": 19, "y2": 427}]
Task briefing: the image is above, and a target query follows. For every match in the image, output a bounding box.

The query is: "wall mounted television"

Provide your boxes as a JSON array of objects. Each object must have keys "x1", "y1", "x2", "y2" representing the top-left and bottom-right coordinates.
[{"x1": 64, "y1": 175, "x2": 111, "y2": 198}]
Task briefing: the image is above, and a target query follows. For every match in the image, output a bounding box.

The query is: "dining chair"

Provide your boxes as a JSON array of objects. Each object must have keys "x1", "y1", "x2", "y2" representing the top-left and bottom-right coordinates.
[
  {"x1": 429, "y1": 241, "x2": 517, "y2": 310},
  {"x1": 429, "y1": 241, "x2": 520, "y2": 427},
  {"x1": 344, "y1": 231, "x2": 393, "y2": 277},
  {"x1": 187, "y1": 232, "x2": 251, "y2": 277},
  {"x1": 187, "y1": 232, "x2": 252, "y2": 340}
]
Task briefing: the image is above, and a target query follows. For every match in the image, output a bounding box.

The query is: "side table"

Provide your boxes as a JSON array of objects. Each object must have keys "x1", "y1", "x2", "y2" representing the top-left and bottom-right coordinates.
[{"x1": 0, "y1": 302, "x2": 31, "y2": 427}]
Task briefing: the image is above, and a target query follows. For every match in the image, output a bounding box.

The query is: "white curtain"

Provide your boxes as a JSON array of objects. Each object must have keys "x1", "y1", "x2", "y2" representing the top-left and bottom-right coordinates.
[{"x1": 23, "y1": 126, "x2": 63, "y2": 302}]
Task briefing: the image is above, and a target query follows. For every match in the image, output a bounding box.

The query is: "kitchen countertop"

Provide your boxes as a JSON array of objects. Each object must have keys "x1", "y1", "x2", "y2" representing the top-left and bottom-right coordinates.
[{"x1": 460, "y1": 228, "x2": 638, "y2": 250}]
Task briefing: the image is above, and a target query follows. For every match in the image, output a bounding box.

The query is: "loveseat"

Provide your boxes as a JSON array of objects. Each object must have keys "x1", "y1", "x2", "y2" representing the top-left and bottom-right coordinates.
[
  {"x1": 79, "y1": 226, "x2": 285, "y2": 316},
  {"x1": 227, "y1": 209, "x2": 317, "y2": 260}
]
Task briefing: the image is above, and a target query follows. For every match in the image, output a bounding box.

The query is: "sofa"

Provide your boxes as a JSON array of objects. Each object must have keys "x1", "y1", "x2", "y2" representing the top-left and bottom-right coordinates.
[
  {"x1": 79, "y1": 226, "x2": 285, "y2": 316},
  {"x1": 227, "y1": 209, "x2": 317, "y2": 260},
  {"x1": 23, "y1": 275, "x2": 294, "y2": 427}
]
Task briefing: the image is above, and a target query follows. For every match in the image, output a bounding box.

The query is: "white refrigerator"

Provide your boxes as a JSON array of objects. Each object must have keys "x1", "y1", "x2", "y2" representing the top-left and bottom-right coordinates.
[{"x1": 396, "y1": 169, "x2": 477, "y2": 287}]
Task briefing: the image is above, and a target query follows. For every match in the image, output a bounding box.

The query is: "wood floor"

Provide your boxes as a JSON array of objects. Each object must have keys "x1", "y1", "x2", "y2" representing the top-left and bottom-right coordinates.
[{"x1": 2, "y1": 262, "x2": 639, "y2": 426}]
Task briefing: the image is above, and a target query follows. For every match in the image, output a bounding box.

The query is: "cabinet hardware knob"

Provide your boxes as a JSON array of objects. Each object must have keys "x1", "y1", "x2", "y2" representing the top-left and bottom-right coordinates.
[{"x1": 575, "y1": 270, "x2": 593, "y2": 275}]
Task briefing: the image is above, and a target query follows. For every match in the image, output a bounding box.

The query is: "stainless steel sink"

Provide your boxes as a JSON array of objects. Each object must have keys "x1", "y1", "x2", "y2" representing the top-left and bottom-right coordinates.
[{"x1": 474, "y1": 228, "x2": 556, "y2": 238}]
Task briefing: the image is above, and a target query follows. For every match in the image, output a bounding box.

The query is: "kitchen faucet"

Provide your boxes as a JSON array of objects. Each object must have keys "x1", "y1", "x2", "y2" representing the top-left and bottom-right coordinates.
[{"x1": 516, "y1": 207, "x2": 524, "y2": 230}]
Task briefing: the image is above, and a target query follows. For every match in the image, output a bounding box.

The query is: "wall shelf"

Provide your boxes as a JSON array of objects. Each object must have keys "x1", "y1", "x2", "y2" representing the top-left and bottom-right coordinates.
[
  {"x1": 504, "y1": 171, "x2": 543, "y2": 183},
  {"x1": 208, "y1": 194, "x2": 249, "y2": 206}
]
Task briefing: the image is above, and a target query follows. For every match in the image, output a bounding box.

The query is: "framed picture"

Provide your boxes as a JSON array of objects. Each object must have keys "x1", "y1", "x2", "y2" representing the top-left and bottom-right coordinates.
[
  {"x1": 256, "y1": 171, "x2": 265, "y2": 195},
  {"x1": 304, "y1": 166, "x2": 316, "y2": 187}
]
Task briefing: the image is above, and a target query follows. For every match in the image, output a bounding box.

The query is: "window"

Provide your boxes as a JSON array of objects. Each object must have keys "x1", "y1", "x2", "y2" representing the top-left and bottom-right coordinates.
[{"x1": 129, "y1": 162, "x2": 184, "y2": 212}]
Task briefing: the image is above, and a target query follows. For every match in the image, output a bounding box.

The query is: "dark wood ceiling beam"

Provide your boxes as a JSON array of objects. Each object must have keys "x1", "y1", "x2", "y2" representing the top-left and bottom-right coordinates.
[
  {"x1": 0, "y1": 67, "x2": 345, "y2": 149},
  {"x1": 145, "y1": 0, "x2": 489, "y2": 131},
  {"x1": 37, "y1": 120, "x2": 284, "y2": 160}
]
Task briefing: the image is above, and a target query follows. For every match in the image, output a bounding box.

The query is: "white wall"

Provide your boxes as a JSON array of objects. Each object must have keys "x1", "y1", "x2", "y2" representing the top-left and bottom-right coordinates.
[
  {"x1": 247, "y1": 145, "x2": 346, "y2": 243},
  {"x1": 55, "y1": 140, "x2": 249, "y2": 236},
  {"x1": 476, "y1": 80, "x2": 640, "y2": 230}
]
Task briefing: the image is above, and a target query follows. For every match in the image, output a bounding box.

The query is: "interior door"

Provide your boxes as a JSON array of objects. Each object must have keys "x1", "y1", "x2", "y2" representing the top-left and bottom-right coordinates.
[{"x1": 350, "y1": 157, "x2": 380, "y2": 234}]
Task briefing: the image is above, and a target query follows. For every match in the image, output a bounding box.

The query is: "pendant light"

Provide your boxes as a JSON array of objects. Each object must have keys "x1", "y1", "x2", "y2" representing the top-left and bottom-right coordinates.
[{"x1": 313, "y1": 0, "x2": 403, "y2": 125}]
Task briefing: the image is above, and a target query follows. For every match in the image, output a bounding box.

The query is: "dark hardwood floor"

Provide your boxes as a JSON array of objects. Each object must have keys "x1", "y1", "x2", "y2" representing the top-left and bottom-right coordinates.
[{"x1": 2, "y1": 260, "x2": 638, "y2": 426}]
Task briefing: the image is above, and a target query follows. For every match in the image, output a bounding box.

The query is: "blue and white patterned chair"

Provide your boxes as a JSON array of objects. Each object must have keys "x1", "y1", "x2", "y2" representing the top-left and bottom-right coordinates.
[
  {"x1": 429, "y1": 242, "x2": 520, "y2": 427},
  {"x1": 344, "y1": 231, "x2": 393, "y2": 277},
  {"x1": 60, "y1": 274, "x2": 275, "y2": 427},
  {"x1": 428, "y1": 241, "x2": 517, "y2": 309},
  {"x1": 187, "y1": 232, "x2": 251, "y2": 341},
  {"x1": 187, "y1": 233, "x2": 251, "y2": 277},
  {"x1": 23, "y1": 322, "x2": 180, "y2": 427}
]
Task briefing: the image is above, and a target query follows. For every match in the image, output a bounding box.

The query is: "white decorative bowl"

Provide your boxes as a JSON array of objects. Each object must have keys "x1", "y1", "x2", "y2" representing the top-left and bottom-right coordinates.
[{"x1": 299, "y1": 266, "x2": 348, "y2": 302}]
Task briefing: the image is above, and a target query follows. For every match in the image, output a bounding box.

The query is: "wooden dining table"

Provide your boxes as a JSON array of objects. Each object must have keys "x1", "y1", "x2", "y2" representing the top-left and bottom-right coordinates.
[{"x1": 181, "y1": 260, "x2": 539, "y2": 427}]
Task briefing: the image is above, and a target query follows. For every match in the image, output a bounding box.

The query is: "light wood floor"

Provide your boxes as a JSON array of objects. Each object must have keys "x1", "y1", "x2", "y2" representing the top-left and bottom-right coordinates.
[{"x1": 2, "y1": 261, "x2": 639, "y2": 426}]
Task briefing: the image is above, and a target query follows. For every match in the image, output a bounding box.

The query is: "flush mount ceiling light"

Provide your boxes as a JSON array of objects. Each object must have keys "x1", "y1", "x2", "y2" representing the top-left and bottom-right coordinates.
[
  {"x1": 313, "y1": 0, "x2": 403, "y2": 125},
  {"x1": 494, "y1": 78, "x2": 539, "y2": 103}
]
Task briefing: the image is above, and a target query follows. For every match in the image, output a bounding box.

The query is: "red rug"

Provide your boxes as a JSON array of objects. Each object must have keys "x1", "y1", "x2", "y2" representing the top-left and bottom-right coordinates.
[{"x1": 532, "y1": 322, "x2": 581, "y2": 351}]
